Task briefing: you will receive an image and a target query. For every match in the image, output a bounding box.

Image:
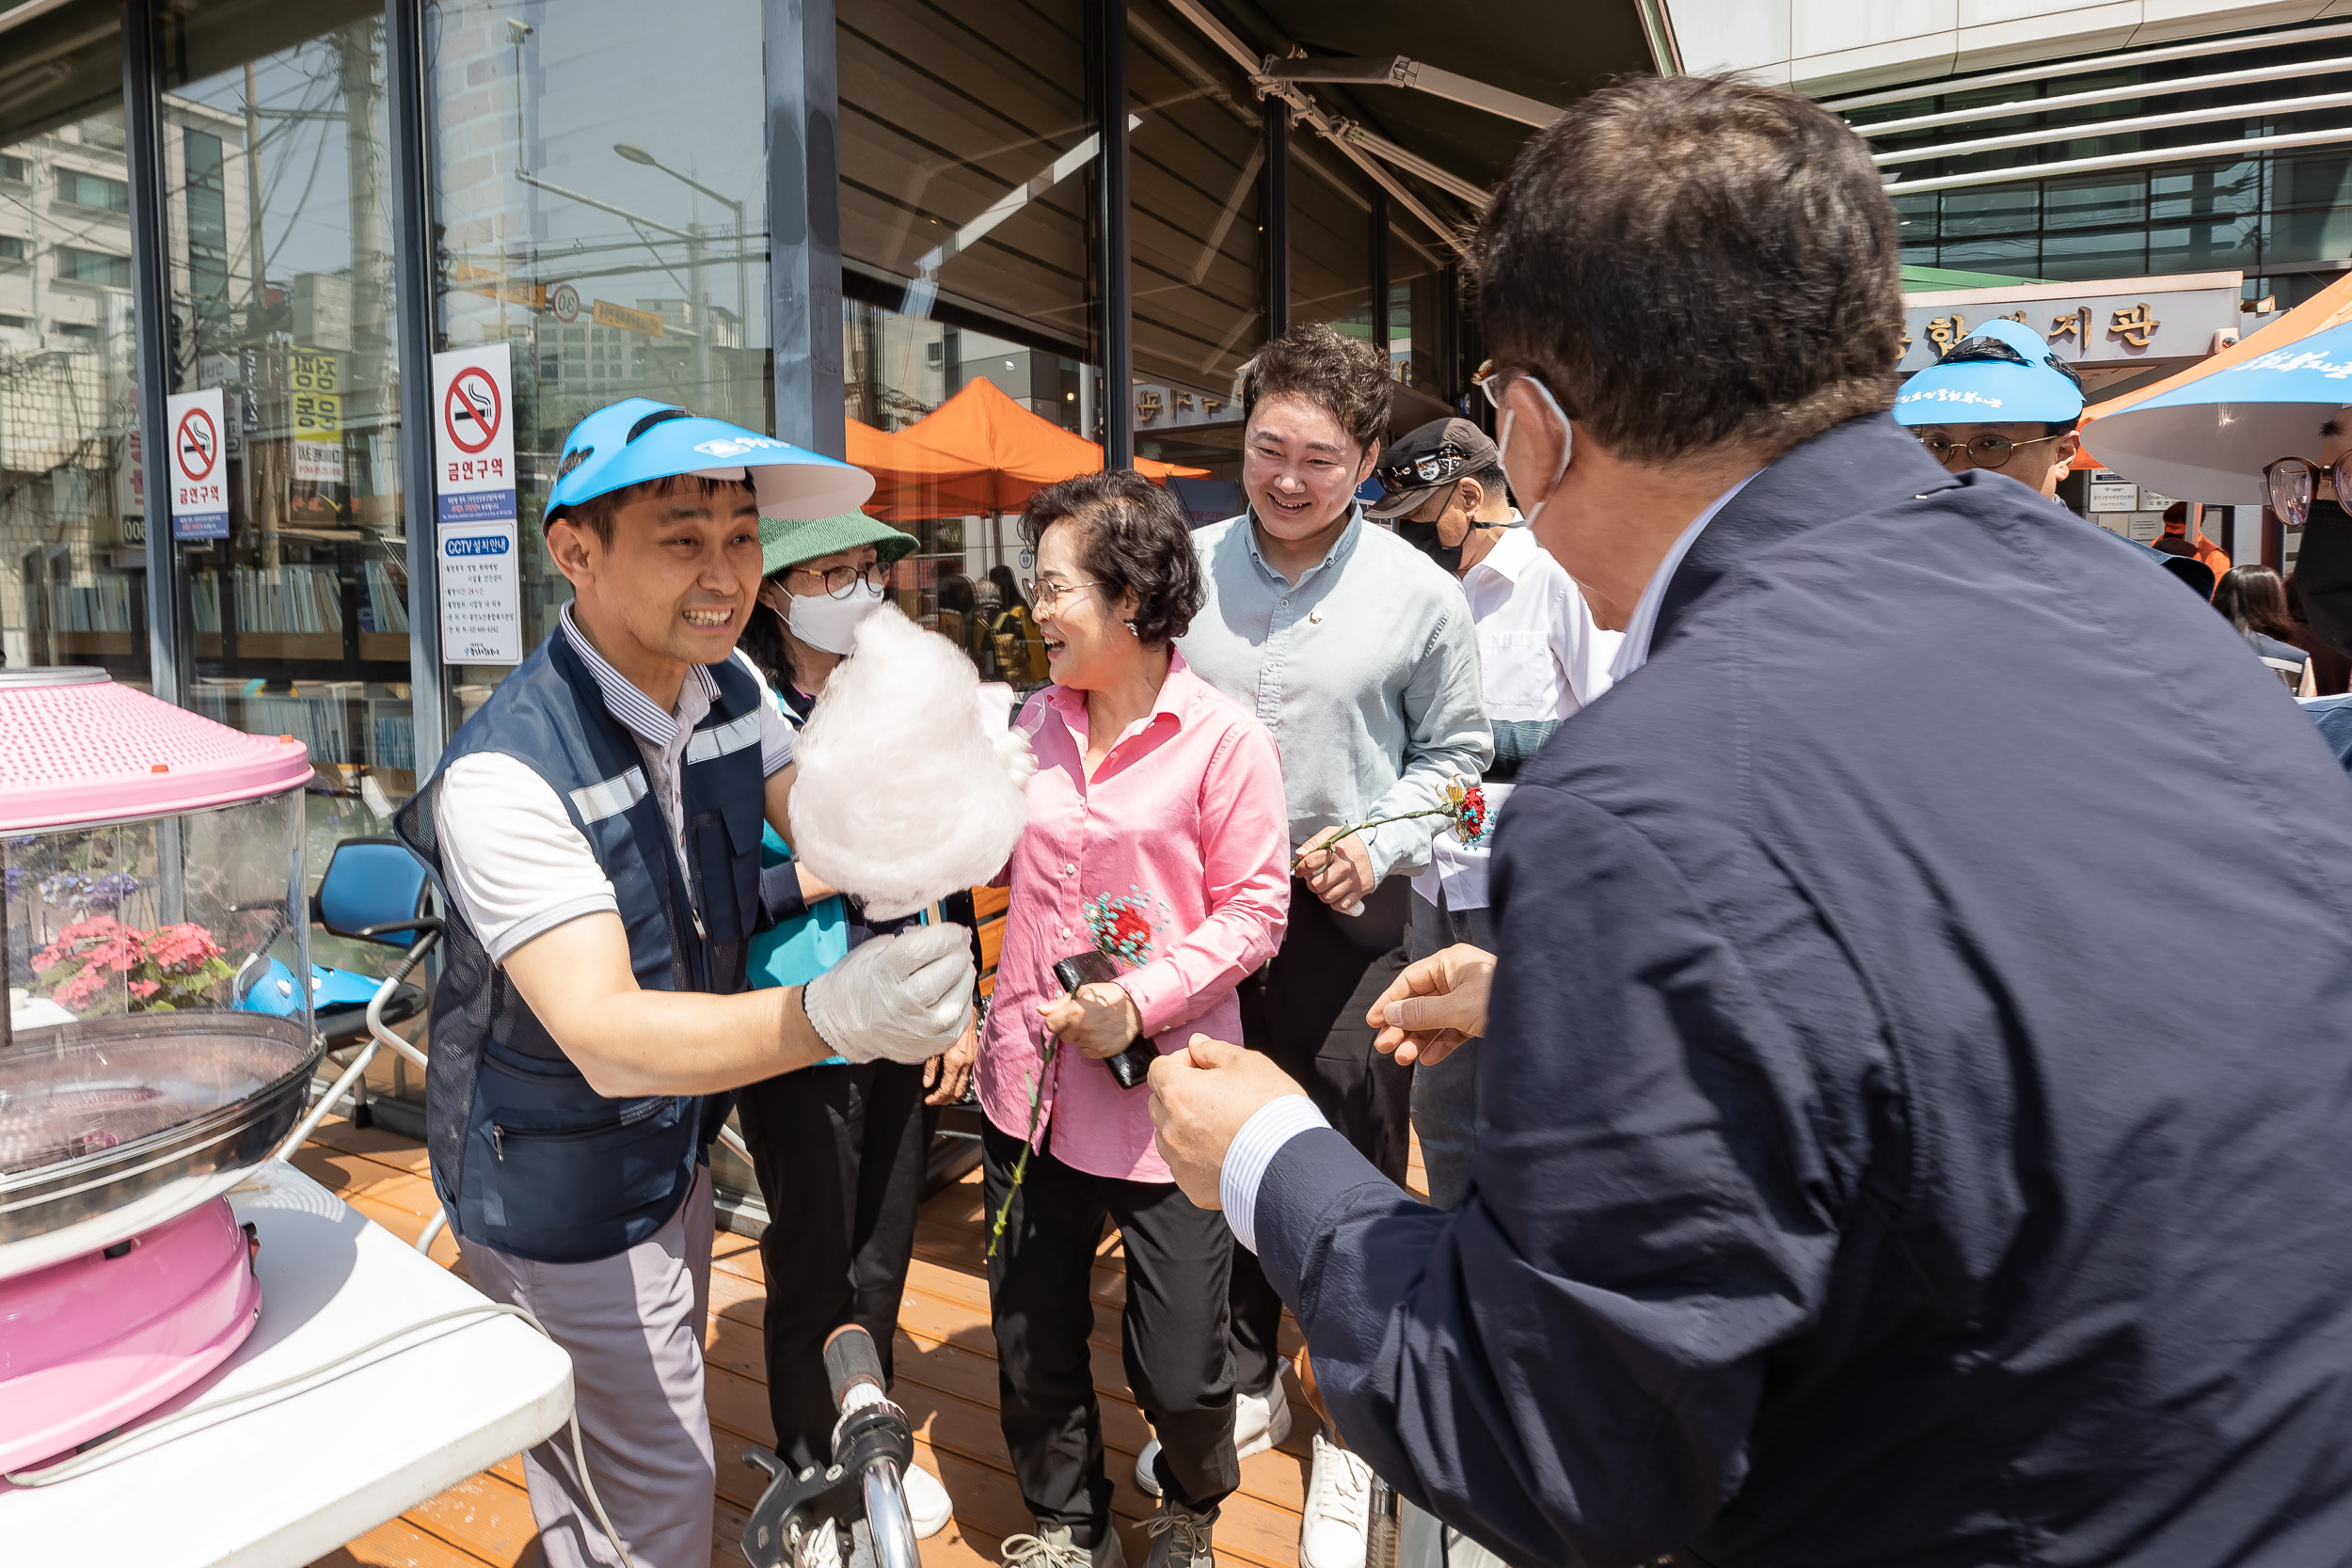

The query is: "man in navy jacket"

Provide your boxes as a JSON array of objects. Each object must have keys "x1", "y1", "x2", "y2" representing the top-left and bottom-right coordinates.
[{"x1": 1151, "y1": 74, "x2": 2352, "y2": 1567}]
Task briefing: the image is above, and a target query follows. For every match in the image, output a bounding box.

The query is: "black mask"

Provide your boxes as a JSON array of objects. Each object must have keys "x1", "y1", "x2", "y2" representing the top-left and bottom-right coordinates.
[{"x1": 1395, "y1": 518, "x2": 1463, "y2": 574}]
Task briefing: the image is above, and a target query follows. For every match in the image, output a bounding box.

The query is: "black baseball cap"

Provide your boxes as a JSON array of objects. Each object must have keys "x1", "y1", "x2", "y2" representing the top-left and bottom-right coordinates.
[{"x1": 1368, "y1": 417, "x2": 1499, "y2": 519}]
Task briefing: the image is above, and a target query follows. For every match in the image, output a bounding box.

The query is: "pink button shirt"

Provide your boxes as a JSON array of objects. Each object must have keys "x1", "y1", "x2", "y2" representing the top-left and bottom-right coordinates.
[{"x1": 977, "y1": 654, "x2": 1290, "y2": 1182}]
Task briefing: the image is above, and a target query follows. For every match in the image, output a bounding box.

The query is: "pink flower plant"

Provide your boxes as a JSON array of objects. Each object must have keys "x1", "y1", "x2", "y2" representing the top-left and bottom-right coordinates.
[{"x1": 33, "y1": 917, "x2": 237, "y2": 1018}]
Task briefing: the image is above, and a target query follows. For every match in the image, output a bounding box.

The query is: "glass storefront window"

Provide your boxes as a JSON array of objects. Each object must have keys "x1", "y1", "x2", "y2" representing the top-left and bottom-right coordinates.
[
  {"x1": 2042, "y1": 173, "x2": 2147, "y2": 232},
  {"x1": 1289, "y1": 141, "x2": 1371, "y2": 336},
  {"x1": 1128, "y1": 0, "x2": 1258, "y2": 515},
  {"x1": 836, "y1": 0, "x2": 1095, "y2": 683},
  {"x1": 2274, "y1": 152, "x2": 2352, "y2": 213},
  {"x1": 1938, "y1": 235, "x2": 2038, "y2": 275},
  {"x1": 428, "y1": 0, "x2": 775, "y2": 732},
  {"x1": 1389, "y1": 218, "x2": 1446, "y2": 397},
  {"x1": 2268, "y1": 205, "x2": 2352, "y2": 267},
  {"x1": 2041, "y1": 227, "x2": 2150, "y2": 279},
  {"x1": 1943, "y1": 184, "x2": 2038, "y2": 239},
  {"x1": 157, "y1": 1, "x2": 409, "y2": 860},
  {"x1": 2152, "y1": 160, "x2": 2260, "y2": 221},
  {"x1": 0, "y1": 4, "x2": 145, "y2": 685}
]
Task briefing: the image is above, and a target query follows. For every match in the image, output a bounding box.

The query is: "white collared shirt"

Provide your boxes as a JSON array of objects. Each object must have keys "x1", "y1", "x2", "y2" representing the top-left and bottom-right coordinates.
[
  {"x1": 1411, "y1": 522, "x2": 1621, "y2": 912},
  {"x1": 432, "y1": 609, "x2": 794, "y2": 962},
  {"x1": 1607, "y1": 473, "x2": 1760, "y2": 683}
]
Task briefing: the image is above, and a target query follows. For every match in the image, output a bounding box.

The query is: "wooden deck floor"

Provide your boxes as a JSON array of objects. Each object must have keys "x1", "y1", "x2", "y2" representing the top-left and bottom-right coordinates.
[{"x1": 294, "y1": 1115, "x2": 1425, "y2": 1568}]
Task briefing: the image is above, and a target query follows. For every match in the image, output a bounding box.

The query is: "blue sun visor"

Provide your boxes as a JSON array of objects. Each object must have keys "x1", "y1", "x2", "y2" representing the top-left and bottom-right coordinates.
[
  {"x1": 1893, "y1": 317, "x2": 2086, "y2": 428},
  {"x1": 546, "y1": 398, "x2": 875, "y2": 526}
]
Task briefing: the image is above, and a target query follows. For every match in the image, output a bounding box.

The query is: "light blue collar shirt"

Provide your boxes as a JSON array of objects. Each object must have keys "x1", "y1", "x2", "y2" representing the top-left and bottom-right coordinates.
[{"x1": 1177, "y1": 506, "x2": 1493, "y2": 883}]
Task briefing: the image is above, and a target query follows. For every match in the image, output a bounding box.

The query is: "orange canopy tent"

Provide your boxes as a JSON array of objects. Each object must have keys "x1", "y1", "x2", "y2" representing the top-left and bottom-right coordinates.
[
  {"x1": 852, "y1": 376, "x2": 1207, "y2": 522},
  {"x1": 845, "y1": 418, "x2": 987, "y2": 523}
]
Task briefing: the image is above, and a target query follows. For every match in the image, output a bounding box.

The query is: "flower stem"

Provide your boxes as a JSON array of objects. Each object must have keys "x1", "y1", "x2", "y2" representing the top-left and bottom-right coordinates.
[
  {"x1": 1294, "y1": 806, "x2": 1447, "y2": 865},
  {"x1": 986, "y1": 952, "x2": 1102, "y2": 1259}
]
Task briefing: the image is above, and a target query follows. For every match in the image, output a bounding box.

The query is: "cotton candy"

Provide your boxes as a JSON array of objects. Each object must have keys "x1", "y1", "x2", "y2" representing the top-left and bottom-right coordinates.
[{"x1": 788, "y1": 606, "x2": 1032, "y2": 918}]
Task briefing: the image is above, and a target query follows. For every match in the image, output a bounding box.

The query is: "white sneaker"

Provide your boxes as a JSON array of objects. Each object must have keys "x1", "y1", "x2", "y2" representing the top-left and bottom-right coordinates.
[
  {"x1": 1297, "y1": 1432, "x2": 1374, "y2": 1568},
  {"x1": 901, "y1": 1460, "x2": 954, "y2": 1539},
  {"x1": 1134, "y1": 1365, "x2": 1292, "y2": 1497}
]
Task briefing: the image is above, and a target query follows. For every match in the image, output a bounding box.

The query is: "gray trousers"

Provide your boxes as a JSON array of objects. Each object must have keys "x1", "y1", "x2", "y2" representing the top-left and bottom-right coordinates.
[
  {"x1": 460, "y1": 1164, "x2": 717, "y2": 1568},
  {"x1": 1407, "y1": 890, "x2": 1494, "y2": 1212}
]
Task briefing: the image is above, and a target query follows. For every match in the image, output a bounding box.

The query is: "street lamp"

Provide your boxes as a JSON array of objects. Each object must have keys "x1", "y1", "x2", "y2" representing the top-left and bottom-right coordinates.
[{"x1": 614, "y1": 142, "x2": 748, "y2": 414}]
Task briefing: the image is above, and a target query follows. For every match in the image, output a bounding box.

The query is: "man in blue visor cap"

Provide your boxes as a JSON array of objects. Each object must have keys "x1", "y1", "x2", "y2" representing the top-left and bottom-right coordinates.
[
  {"x1": 1894, "y1": 317, "x2": 2087, "y2": 499},
  {"x1": 397, "y1": 400, "x2": 977, "y2": 1567}
]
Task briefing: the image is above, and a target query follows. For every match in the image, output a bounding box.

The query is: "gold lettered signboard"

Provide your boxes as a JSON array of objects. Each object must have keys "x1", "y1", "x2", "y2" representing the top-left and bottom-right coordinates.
[
  {"x1": 289, "y1": 345, "x2": 344, "y2": 484},
  {"x1": 1897, "y1": 272, "x2": 2244, "y2": 374}
]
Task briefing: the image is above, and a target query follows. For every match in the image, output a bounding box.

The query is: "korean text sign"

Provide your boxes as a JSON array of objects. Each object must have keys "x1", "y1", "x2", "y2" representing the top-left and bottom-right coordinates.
[
  {"x1": 432, "y1": 343, "x2": 517, "y2": 525},
  {"x1": 432, "y1": 344, "x2": 523, "y2": 663},
  {"x1": 166, "y1": 387, "x2": 229, "y2": 541}
]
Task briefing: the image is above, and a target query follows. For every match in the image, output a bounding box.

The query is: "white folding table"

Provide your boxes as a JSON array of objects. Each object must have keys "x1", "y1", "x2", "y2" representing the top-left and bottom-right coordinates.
[{"x1": 0, "y1": 1160, "x2": 573, "y2": 1567}]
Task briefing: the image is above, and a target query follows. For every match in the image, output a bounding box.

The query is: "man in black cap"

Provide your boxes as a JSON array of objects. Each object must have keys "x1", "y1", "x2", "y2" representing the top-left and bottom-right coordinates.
[
  {"x1": 1368, "y1": 418, "x2": 1619, "y2": 1215},
  {"x1": 1369, "y1": 417, "x2": 1518, "y2": 578}
]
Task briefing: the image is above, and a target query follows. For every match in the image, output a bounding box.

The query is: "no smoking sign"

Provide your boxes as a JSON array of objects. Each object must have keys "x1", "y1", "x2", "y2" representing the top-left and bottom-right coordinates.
[
  {"x1": 432, "y1": 344, "x2": 518, "y2": 524},
  {"x1": 444, "y1": 365, "x2": 503, "y2": 455},
  {"x1": 431, "y1": 343, "x2": 523, "y2": 666},
  {"x1": 176, "y1": 406, "x2": 218, "y2": 482},
  {"x1": 164, "y1": 387, "x2": 229, "y2": 541}
]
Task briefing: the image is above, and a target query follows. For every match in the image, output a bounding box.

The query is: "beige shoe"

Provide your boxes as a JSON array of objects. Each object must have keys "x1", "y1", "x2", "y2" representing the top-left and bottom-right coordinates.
[{"x1": 1000, "y1": 1522, "x2": 1126, "y2": 1568}]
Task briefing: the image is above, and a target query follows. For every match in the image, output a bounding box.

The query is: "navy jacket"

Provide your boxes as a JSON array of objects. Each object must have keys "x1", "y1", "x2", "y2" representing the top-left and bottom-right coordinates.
[
  {"x1": 396, "y1": 630, "x2": 766, "y2": 1263},
  {"x1": 1257, "y1": 414, "x2": 2352, "y2": 1567}
]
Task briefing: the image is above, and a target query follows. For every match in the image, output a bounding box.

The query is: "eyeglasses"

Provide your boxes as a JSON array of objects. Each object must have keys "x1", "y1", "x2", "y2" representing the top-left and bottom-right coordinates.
[
  {"x1": 2264, "y1": 455, "x2": 2352, "y2": 527},
  {"x1": 785, "y1": 560, "x2": 894, "y2": 597},
  {"x1": 1024, "y1": 578, "x2": 1106, "y2": 612},
  {"x1": 1915, "y1": 431, "x2": 2068, "y2": 471},
  {"x1": 1477, "y1": 367, "x2": 1527, "y2": 411}
]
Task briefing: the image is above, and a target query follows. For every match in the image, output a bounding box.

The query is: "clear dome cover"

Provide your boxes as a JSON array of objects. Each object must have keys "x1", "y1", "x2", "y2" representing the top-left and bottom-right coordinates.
[{"x1": 2, "y1": 673, "x2": 321, "y2": 1277}]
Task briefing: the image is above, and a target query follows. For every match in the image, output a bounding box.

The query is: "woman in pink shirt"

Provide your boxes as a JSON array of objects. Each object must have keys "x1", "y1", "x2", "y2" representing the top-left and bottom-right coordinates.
[{"x1": 980, "y1": 471, "x2": 1289, "y2": 1568}]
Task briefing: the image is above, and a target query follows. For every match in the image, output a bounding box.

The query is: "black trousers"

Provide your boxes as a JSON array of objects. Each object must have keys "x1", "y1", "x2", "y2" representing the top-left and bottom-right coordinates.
[
  {"x1": 982, "y1": 1120, "x2": 1239, "y2": 1539},
  {"x1": 736, "y1": 1058, "x2": 930, "y2": 1471},
  {"x1": 1228, "y1": 875, "x2": 1412, "y2": 1392}
]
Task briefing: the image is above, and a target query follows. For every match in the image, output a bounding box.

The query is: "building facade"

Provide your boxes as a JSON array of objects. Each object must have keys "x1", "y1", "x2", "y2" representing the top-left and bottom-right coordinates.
[
  {"x1": 10, "y1": 0, "x2": 2348, "y2": 808},
  {"x1": 0, "y1": 0, "x2": 1487, "y2": 829},
  {"x1": 1665, "y1": 0, "x2": 2352, "y2": 559}
]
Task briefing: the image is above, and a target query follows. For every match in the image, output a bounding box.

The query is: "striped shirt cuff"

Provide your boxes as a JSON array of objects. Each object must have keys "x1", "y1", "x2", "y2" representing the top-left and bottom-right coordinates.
[{"x1": 1221, "y1": 1094, "x2": 1331, "y2": 1254}]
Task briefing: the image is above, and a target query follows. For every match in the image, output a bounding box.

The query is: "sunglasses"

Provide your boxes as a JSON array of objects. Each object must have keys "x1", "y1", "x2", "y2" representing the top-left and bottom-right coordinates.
[
  {"x1": 2264, "y1": 455, "x2": 2352, "y2": 527},
  {"x1": 1915, "y1": 431, "x2": 2069, "y2": 471},
  {"x1": 1375, "y1": 444, "x2": 1472, "y2": 490}
]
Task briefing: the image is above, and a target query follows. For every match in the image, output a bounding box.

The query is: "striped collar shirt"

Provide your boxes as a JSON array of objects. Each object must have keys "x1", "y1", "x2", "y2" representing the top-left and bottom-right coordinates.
[{"x1": 556, "y1": 600, "x2": 794, "y2": 891}]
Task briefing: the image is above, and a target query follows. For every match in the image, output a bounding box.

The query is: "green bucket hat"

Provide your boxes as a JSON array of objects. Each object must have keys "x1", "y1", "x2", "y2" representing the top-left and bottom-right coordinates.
[{"x1": 758, "y1": 510, "x2": 918, "y2": 577}]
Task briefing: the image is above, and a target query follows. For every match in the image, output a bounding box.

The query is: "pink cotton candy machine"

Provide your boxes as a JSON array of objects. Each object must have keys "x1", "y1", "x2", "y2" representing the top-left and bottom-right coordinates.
[{"x1": 0, "y1": 666, "x2": 319, "y2": 1474}]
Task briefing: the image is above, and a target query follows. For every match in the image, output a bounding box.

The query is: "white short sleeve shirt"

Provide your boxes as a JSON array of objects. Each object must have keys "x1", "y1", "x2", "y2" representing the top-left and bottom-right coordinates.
[{"x1": 432, "y1": 608, "x2": 793, "y2": 963}]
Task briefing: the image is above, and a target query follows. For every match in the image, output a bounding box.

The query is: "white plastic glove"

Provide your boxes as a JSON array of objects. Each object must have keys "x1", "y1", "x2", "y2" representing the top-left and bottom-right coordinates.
[{"x1": 803, "y1": 924, "x2": 976, "y2": 1065}]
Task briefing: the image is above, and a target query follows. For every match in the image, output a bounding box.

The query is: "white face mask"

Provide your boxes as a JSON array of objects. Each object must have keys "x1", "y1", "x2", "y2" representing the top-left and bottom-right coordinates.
[
  {"x1": 785, "y1": 579, "x2": 888, "y2": 655},
  {"x1": 1499, "y1": 375, "x2": 1573, "y2": 528}
]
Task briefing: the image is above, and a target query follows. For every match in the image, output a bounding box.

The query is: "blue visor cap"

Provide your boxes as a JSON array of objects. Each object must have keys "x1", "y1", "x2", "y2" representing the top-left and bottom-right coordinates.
[
  {"x1": 546, "y1": 398, "x2": 876, "y2": 527},
  {"x1": 1894, "y1": 317, "x2": 2085, "y2": 428}
]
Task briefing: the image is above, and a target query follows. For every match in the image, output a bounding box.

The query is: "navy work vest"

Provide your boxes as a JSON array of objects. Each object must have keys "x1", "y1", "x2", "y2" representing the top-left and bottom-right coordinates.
[{"x1": 394, "y1": 629, "x2": 767, "y2": 1263}]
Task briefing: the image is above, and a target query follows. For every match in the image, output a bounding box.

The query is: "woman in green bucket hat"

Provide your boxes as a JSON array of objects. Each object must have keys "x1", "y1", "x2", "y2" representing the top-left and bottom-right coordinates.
[{"x1": 733, "y1": 507, "x2": 968, "y2": 1540}]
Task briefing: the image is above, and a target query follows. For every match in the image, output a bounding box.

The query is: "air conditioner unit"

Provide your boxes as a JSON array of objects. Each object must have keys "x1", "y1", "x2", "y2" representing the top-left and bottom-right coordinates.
[{"x1": 2212, "y1": 329, "x2": 2239, "y2": 353}]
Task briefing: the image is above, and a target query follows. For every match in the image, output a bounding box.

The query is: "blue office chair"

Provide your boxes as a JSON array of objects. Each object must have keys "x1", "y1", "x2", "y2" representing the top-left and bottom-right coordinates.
[{"x1": 272, "y1": 837, "x2": 443, "y2": 1151}]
